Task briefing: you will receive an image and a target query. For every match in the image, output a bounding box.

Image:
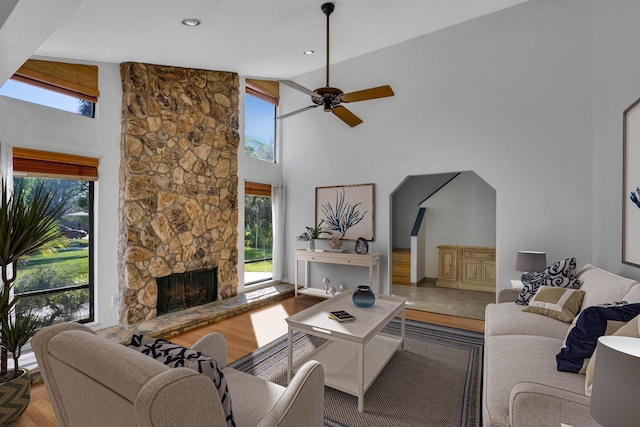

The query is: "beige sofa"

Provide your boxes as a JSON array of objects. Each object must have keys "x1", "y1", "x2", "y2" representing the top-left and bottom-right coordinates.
[
  {"x1": 32, "y1": 323, "x2": 325, "y2": 427},
  {"x1": 483, "y1": 264, "x2": 640, "y2": 427}
]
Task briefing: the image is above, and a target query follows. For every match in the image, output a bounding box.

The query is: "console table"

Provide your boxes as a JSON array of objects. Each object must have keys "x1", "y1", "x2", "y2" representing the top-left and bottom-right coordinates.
[{"x1": 294, "y1": 249, "x2": 381, "y2": 297}]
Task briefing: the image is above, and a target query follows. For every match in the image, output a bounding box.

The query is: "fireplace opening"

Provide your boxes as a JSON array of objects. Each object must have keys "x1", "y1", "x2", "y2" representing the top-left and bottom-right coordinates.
[{"x1": 156, "y1": 268, "x2": 218, "y2": 316}]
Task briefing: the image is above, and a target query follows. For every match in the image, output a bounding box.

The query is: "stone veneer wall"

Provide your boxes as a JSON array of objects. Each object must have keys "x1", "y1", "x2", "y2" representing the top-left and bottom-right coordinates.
[{"x1": 118, "y1": 62, "x2": 239, "y2": 325}]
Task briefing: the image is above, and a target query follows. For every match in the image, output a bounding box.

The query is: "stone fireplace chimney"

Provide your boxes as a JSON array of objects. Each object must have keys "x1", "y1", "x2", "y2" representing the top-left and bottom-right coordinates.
[{"x1": 118, "y1": 63, "x2": 239, "y2": 325}]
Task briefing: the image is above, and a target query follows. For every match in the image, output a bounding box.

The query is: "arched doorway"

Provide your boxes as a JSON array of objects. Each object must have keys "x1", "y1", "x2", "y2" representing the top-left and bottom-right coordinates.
[{"x1": 390, "y1": 170, "x2": 496, "y2": 320}]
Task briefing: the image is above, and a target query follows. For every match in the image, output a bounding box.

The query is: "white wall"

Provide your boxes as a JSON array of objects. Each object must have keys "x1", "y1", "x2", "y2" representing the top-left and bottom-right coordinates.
[
  {"x1": 412, "y1": 208, "x2": 427, "y2": 283},
  {"x1": 591, "y1": 0, "x2": 640, "y2": 281},
  {"x1": 282, "y1": 0, "x2": 594, "y2": 294},
  {"x1": 0, "y1": 59, "x2": 122, "y2": 328},
  {"x1": 392, "y1": 172, "x2": 457, "y2": 249},
  {"x1": 422, "y1": 171, "x2": 496, "y2": 278}
]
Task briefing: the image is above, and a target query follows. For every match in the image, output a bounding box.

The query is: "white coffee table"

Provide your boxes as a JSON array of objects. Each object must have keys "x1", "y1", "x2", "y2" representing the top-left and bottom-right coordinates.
[{"x1": 286, "y1": 291, "x2": 406, "y2": 412}]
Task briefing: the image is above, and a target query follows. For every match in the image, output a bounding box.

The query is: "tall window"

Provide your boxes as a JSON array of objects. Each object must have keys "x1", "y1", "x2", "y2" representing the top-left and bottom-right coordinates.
[
  {"x1": 0, "y1": 59, "x2": 99, "y2": 118},
  {"x1": 244, "y1": 182, "x2": 272, "y2": 285},
  {"x1": 245, "y1": 79, "x2": 278, "y2": 163},
  {"x1": 12, "y1": 148, "x2": 97, "y2": 325}
]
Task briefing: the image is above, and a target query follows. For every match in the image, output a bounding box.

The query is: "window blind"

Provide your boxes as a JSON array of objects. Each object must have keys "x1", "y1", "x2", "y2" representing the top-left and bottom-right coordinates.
[
  {"x1": 13, "y1": 147, "x2": 99, "y2": 181},
  {"x1": 12, "y1": 59, "x2": 99, "y2": 103},
  {"x1": 245, "y1": 181, "x2": 272, "y2": 196},
  {"x1": 246, "y1": 79, "x2": 279, "y2": 106}
]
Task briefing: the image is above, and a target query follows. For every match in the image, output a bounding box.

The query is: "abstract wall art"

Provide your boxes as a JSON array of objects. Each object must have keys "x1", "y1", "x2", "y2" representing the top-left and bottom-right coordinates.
[{"x1": 315, "y1": 183, "x2": 374, "y2": 241}]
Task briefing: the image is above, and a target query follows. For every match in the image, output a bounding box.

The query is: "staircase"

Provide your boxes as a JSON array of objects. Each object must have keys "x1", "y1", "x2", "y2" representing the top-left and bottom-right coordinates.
[{"x1": 392, "y1": 248, "x2": 411, "y2": 285}]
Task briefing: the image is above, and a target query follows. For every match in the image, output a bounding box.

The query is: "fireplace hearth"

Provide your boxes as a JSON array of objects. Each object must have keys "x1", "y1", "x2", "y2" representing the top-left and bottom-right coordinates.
[{"x1": 156, "y1": 268, "x2": 218, "y2": 316}]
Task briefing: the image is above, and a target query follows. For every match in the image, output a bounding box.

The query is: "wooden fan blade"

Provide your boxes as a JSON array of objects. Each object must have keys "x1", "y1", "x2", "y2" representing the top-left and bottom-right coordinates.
[
  {"x1": 332, "y1": 106, "x2": 363, "y2": 127},
  {"x1": 340, "y1": 85, "x2": 394, "y2": 103},
  {"x1": 276, "y1": 104, "x2": 320, "y2": 120},
  {"x1": 278, "y1": 80, "x2": 322, "y2": 100}
]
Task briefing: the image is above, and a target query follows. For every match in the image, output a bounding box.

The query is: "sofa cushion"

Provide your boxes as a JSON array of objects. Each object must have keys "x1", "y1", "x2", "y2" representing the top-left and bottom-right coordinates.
[
  {"x1": 576, "y1": 264, "x2": 637, "y2": 309},
  {"x1": 516, "y1": 257, "x2": 580, "y2": 306},
  {"x1": 131, "y1": 335, "x2": 234, "y2": 426},
  {"x1": 485, "y1": 302, "x2": 571, "y2": 340},
  {"x1": 556, "y1": 303, "x2": 640, "y2": 373},
  {"x1": 584, "y1": 314, "x2": 640, "y2": 396},
  {"x1": 522, "y1": 286, "x2": 585, "y2": 323},
  {"x1": 484, "y1": 335, "x2": 586, "y2": 427}
]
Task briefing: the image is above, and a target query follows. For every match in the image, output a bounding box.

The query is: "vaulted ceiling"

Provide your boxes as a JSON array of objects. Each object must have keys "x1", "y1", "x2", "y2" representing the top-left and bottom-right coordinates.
[{"x1": 1, "y1": 0, "x2": 529, "y2": 83}]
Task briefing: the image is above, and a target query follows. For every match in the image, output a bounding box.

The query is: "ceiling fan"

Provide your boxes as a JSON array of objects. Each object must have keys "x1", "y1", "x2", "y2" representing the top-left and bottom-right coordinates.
[{"x1": 277, "y1": 2, "x2": 394, "y2": 127}]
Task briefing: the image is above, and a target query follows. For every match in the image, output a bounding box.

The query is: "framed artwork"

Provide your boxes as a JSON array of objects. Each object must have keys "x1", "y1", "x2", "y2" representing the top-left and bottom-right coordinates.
[
  {"x1": 623, "y1": 97, "x2": 640, "y2": 267},
  {"x1": 315, "y1": 183, "x2": 374, "y2": 241}
]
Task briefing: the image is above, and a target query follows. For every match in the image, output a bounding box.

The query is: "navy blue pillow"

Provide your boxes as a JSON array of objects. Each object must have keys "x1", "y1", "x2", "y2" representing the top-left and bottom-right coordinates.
[{"x1": 556, "y1": 303, "x2": 640, "y2": 373}]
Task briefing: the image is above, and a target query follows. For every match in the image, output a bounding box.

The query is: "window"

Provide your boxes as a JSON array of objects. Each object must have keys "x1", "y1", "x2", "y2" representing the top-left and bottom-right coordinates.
[
  {"x1": 244, "y1": 182, "x2": 273, "y2": 285},
  {"x1": 12, "y1": 148, "x2": 98, "y2": 326},
  {"x1": 0, "y1": 80, "x2": 95, "y2": 117},
  {"x1": 0, "y1": 59, "x2": 98, "y2": 118},
  {"x1": 245, "y1": 79, "x2": 278, "y2": 163}
]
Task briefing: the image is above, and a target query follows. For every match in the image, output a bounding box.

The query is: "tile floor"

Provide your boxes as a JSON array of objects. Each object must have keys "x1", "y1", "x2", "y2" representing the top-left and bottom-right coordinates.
[{"x1": 391, "y1": 281, "x2": 495, "y2": 320}]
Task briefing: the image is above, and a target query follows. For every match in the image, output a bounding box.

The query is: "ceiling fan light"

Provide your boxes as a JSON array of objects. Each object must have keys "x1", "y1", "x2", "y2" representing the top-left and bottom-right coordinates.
[{"x1": 323, "y1": 99, "x2": 332, "y2": 111}]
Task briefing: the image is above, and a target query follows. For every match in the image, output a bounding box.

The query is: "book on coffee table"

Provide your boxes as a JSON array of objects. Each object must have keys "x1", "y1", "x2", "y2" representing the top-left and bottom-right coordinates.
[{"x1": 329, "y1": 310, "x2": 356, "y2": 322}]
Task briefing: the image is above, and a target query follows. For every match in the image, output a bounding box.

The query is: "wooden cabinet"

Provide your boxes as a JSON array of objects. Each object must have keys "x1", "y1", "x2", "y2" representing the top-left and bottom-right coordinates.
[
  {"x1": 439, "y1": 248, "x2": 458, "y2": 281},
  {"x1": 436, "y1": 245, "x2": 495, "y2": 292},
  {"x1": 392, "y1": 248, "x2": 411, "y2": 285}
]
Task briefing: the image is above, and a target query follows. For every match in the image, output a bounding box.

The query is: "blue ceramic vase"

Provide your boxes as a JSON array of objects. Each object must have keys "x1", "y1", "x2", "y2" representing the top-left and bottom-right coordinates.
[{"x1": 352, "y1": 285, "x2": 375, "y2": 307}]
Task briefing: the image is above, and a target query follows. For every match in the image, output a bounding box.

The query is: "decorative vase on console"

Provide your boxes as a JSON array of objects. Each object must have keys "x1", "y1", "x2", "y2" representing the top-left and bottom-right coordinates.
[{"x1": 352, "y1": 285, "x2": 376, "y2": 307}]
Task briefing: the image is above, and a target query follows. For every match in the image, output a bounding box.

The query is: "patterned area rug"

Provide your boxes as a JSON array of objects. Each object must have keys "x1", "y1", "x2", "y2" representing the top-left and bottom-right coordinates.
[{"x1": 229, "y1": 319, "x2": 484, "y2": 426}]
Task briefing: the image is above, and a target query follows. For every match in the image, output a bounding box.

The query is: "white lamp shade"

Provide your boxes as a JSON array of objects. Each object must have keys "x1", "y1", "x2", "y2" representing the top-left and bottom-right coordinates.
[
  {"x1": 515, "y1": 251, "x2": 547, "y2": 272},
  {"x1": 590, "y1": 336, "x2": 640, "y2": 427}
]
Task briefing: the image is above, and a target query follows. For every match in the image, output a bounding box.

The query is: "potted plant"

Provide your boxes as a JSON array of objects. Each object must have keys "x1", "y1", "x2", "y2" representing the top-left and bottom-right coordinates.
[
  {"x1": 296, "y1": 220, "x2": 330, "y2": 251},
  {"x1": 0, "y1": 179, "x2": 68, "y2": 424}
]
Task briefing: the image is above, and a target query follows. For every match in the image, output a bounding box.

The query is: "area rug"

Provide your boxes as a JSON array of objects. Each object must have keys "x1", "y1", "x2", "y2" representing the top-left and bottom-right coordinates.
[{"x1": 229, "y1": 318, "x2": 484, "y2": 426}]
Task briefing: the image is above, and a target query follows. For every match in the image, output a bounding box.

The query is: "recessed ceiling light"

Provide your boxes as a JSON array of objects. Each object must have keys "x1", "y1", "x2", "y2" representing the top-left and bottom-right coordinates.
[
  {"x1": 303, "y1": 50, "x2": 315, "y2": 55},
  {"x1": 182, "y1": 19, "x2": 200, "y2": 26}
]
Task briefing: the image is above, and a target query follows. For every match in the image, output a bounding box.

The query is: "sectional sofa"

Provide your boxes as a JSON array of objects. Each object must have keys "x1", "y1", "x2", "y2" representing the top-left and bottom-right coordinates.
[{"x1": 483, "y1": 263, "x2": 640, "y2": 427}]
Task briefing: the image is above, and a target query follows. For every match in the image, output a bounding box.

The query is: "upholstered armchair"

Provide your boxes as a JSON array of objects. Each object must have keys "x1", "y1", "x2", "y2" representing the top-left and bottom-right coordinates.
[{"x1": 32, "y1": 323, "x2": 324, "y2": 427}]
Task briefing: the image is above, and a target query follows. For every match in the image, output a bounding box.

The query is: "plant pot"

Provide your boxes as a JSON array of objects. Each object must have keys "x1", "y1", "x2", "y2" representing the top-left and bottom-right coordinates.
[
  {"x1": 309, "y1": 239, "x2": 315, "y2": 251},
  {"x1": 0, "y1": 369, "x2": 30, "y2": 425}
]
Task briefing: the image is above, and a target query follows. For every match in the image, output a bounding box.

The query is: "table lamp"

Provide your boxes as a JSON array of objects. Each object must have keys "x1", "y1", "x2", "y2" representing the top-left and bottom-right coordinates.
[
  {"x1": 590, "y1": 336, "x2": 640, "y2": 427},
  {"x1": 515, "y1": 251, "x2": 547, "y2": 273}
]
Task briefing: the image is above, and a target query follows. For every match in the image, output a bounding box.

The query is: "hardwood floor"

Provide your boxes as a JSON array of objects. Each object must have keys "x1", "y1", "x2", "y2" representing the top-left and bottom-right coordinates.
[{"x1": 15, "y1": 295, "x2": 484, "y2": 426}]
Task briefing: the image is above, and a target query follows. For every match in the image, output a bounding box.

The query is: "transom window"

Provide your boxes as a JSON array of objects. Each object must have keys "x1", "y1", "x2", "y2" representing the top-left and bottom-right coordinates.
[
  {"x1": 0, "y1": 59, "x2": 98, "y2": 118},
  {"x1": 245, "y1": 79, "x2": 278, "y2": 163}
]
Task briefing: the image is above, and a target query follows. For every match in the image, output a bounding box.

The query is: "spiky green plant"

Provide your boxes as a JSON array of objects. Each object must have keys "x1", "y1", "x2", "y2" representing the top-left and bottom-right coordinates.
[
  {"x1": 0, "y1": 179, "x2": 69, "y2": 380},
  {"x1": 296, "y1": 220, "x2": 330, "y2": 241}
]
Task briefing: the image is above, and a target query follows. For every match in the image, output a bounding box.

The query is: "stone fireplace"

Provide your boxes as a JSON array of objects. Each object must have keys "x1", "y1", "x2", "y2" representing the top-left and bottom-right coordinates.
[{"x1": 118, "y1": 62, "x2": 239, "y2": 325}]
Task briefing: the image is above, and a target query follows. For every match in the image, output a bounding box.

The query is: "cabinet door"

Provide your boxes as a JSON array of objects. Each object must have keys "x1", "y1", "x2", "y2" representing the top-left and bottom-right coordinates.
[
  {"x1": 439, "y1": 250, "x2": 457, "y2": 281},
  {"x1": 463, "y1": 260, "x2": 482, "y2": 284},
  {"x1": 483, "y1": 262, "x2": 496, "y2": 284}
]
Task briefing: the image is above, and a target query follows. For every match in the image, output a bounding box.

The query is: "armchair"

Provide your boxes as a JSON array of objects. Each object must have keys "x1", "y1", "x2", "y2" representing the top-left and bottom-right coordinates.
[{"x1": 32, "y1": 323, "x2": 324, "y2": 427}]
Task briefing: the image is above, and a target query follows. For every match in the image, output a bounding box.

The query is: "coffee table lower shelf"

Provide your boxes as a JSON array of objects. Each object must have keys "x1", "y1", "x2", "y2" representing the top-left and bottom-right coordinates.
[{"x1": 292, "y1": 333, "x2": 402, "y2": 401}]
